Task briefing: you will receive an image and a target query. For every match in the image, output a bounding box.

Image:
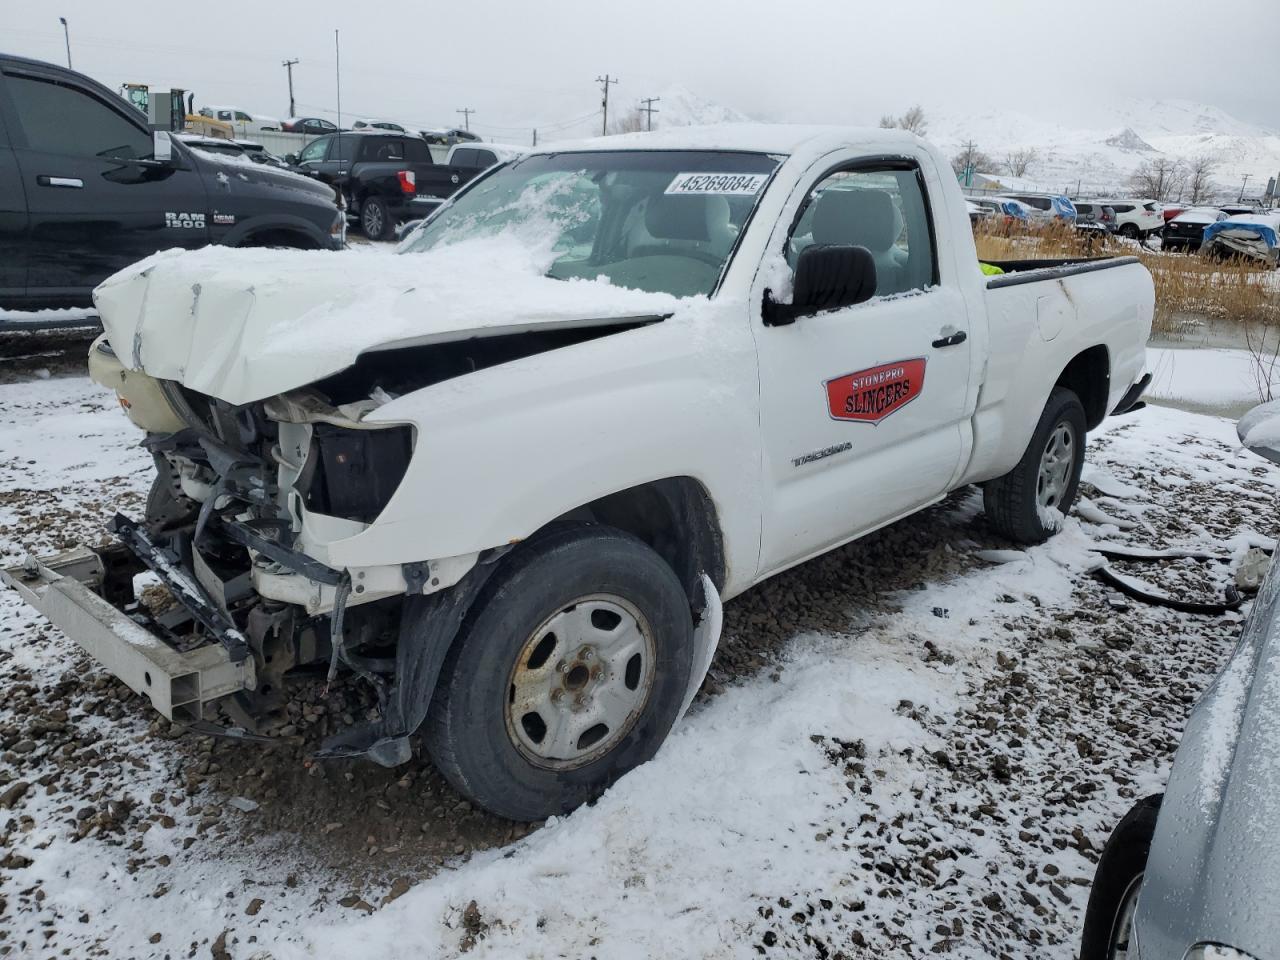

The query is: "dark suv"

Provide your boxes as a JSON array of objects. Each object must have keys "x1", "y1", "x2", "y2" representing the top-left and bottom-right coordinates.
[{"x1": 0, "y1": 54, "x2": 345, "y2": 311}]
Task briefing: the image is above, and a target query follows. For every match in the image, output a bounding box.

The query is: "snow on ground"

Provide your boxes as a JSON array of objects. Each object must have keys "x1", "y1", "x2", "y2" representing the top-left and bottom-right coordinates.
[
  {"x1": 1, "y1": 375, "x2": 1277, "y2": 960},
  {"x1": 1146, "y1": 344, "x2": 1278, "y2": 418}
]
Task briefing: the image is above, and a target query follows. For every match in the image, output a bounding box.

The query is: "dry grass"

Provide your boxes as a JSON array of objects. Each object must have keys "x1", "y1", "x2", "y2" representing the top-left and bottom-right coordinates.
[{"x1": 973, "y1": 221, "x2": 1280, "y2": 334}]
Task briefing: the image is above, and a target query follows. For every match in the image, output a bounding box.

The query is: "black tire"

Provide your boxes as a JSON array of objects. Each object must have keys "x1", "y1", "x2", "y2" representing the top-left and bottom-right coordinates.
[
  {"x1": 424, "y1": 524, "x2": 694, "y2": 821},
  {"x1": 1080, "y1": 794, "x2": 1162, "y2": 960},
  {"x1": 360, "y1": 196, "x2": 393, "y2": 241},
  {"x1": 983, "y1": 386, "x2": 1087, "y2": 545},
  {"x1": 1119, "y1": 223, "x2": 1140, "y2": 241}
]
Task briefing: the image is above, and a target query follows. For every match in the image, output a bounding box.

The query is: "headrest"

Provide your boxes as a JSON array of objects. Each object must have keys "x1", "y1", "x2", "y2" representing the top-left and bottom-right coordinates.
[
  {"x1": 645, "y1": 195, "x2": 712, "y2": 241},
  {"x1": 812, "y1": 188, "x2": 899, "y2": 251}
]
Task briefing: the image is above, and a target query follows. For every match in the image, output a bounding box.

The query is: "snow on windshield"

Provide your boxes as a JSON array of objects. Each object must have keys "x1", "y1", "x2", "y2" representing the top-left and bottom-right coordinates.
[{"x1": 399, "y1": 150, "x2": 779, "y2": 299}]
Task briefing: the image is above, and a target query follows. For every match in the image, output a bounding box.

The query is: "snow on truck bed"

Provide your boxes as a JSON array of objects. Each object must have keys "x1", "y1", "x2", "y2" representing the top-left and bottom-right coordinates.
[{"x1": 1, "y1": 373, "x2": 1277, "y2": 959}]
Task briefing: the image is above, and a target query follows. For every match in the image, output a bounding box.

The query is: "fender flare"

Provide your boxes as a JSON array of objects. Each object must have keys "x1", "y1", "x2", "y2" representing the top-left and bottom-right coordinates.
[{"x1": 219, "y1": 213, "x2": 329, "y2": 249}]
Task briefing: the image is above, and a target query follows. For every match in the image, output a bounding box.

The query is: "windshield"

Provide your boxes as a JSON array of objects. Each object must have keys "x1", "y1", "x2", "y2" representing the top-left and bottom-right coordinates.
[{"x1": 400, "y1": 150, "x2": 780, "y2": 298}]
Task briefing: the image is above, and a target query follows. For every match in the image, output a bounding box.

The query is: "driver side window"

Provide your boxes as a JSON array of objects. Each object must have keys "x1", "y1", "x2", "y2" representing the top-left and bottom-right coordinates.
[
  {"x1": 787, "y1": 165, "x2": 937, "y2": 298},
  {"x1": 299, "y1": 137, "x2": 330, "y2": 163}
]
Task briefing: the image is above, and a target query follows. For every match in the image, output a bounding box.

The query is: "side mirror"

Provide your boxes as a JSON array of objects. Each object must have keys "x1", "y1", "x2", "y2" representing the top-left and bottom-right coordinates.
[
  {"x1": 763, "y1": 245, "x2": 877, "y2": 326},
  {"x1": 1239, "y1": 400, "x2": 1280, "y2": 465},
  {"x1": 284, "y1": 153, "x2": 299, "y2": 165},
  {"x1": 152, "y1": 129, "x2": 173, "y2": 162}
]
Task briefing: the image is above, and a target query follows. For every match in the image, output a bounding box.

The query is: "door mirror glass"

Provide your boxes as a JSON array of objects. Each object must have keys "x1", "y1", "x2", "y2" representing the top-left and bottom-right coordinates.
[
  {"x1": 152, "y1": 130, "x2": 173, "y2": 162},
  {"x1": 765, "y1": 245, "x2": 877, "y2": 325},
  {"x1": 284, "y1": 153, "x2": 299, "y2": 165}
]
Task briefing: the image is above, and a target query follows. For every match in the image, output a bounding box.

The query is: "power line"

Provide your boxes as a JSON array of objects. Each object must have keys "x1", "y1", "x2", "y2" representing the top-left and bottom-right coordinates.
[
  {"x1": 640, "y1": 96, "x2": 660, "y2": 132},
  {"x1": 281, "y1": 58, "x2": 299, "y2": 118},
  {"x1": 456, "y1": 107, "x2": 475, "y2": 131},
  {"x1": 595, "y1": 74, "x2": 617, "y2": 136}
]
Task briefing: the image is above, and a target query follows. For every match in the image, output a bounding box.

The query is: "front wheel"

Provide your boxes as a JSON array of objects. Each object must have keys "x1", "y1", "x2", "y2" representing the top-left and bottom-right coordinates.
[
  {"x1": 1080, "y1": 795, "x2": 1162, "y2": 960},
  {"x1": 983, "y1": 386, "x2": 1087, "y2": 544},
  {"x1": 424, "y1": 525, "x2": 694, "y2": 821}
]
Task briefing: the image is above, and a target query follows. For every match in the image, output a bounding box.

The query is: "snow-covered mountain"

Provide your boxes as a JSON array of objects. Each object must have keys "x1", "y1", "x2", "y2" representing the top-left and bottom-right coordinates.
[
  {"x1": 646, "y1": 84, "x2": 751, "y2": 128},
  {"x1": 931, "y1": 98, "x2": 1280, "y2": 197}
]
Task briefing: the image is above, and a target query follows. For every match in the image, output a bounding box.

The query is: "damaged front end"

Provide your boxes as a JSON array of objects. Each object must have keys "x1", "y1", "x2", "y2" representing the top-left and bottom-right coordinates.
[{"x1": 4, "y1": 336, "x2": 464, "y2": 766}]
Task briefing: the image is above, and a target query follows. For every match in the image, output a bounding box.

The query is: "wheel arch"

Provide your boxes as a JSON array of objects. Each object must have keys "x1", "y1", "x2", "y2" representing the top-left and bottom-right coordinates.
[{"x1": 1056, "y1": 343, "x2": 1110, "y2": 430}]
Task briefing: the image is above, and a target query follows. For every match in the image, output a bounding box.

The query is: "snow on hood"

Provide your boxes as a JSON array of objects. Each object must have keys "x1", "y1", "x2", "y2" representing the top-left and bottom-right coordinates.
[{"x1": 92, "y1": 238, "x2": 681, "y2": 406}]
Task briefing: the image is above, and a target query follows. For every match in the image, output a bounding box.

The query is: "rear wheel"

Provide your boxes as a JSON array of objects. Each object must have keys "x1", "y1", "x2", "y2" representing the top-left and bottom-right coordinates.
[
  {"x1": 424, "y1": 524, "x2": 694, "y2": 821},
  {"x1": 1119, "y1": 223, "x2": 1140, "y2": 240},
  {"x1": 1080, "y1": 795, "x2": 1162, "y2": 960},
  {"x1": 360, "y1": 197, "x2": 393, "y2": 241},
  {"x1": 983, "y1": 386, "x2": 1087, "y2": 544}
]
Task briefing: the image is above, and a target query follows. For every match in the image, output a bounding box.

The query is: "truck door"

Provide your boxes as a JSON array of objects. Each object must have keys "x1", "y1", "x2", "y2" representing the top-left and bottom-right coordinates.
[
  {"x1": 752, "y1": 157, "x2": 974, "y2": 574},
  {"x1": 0, "y1": 72, "x2": 26, "y2": 304},
  {"x1": 293, "y1": 134, "x2": 337, "y2": 180},
  {"x1": 0, "y1": 63, "x2": 210, "y2": 303}
]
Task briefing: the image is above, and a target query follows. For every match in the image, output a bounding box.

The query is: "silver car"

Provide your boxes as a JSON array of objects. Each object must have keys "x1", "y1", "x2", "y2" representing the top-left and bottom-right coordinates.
[{"x1": 1080, "y1": 399, "x2": 1280, "y2": 960}]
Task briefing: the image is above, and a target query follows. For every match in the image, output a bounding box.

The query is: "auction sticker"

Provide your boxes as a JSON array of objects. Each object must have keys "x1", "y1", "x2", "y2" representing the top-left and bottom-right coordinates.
[
  {"x1": 665, "y1": 172, "x2": 768, "y2": 196},
  {"x1": 825, "y1": 358, "x2": 926, "y2": 424}
]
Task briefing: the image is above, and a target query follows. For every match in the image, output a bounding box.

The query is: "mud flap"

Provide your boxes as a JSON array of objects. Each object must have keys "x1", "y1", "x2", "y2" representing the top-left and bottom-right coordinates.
[{"x1": 675, "y1": 573, "x2": 723, "y2": 726}]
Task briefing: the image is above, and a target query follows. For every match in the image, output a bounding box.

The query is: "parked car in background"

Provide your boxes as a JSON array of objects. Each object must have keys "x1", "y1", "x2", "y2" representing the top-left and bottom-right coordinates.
[
  {"x1": 175, "y1": 133, "x2": 290, "y2": 170},
  {"x1": 197, "y1": 105, "x2": 283, "y2": 134},
  {"x1": 965, "y1": 196, "x2": 1032, "y2": 226},
  {"x1": 443, "y1": 141, "x2": 525, "y2": 171},
  {"x1": 1080, "y1": 401, "x2": 1280, "y2": 960},
  {"x1": 965, "y1": 199, "x2": 991, "y2": 227},
  {"x1": 1202, "y1": 212, "x2": 1280, "y2": 266},
  {"x1": 1072, "y1": 201, "x2": 1117, "y2": 234},
  {"x1": 1161, "y1": 204, "x2": 1187, "y2": 223},
  {"x1": 424, "y1": 127, "x2": 483, "y2": 146},
  {"x1": 352, "y1": 118, "x2": 423, "y2": 138},
  {"x1": 288, "y1": 131, "x2": 480, "y2": 239},
  {"x1": 1162, "y1": 206, "x2": 1228, "y2": 252},
  {"x1": 1218, "y1": 202, "x2": 1263, "y2": 217},
  {"x1": 997, "y1": 192, "x2": 1077, "y2": 223},
  {"x1": 283, "y1": 117, "x2": 340, "y2": 136},
  {"x1": 0, "y1": 55, "x2": 344, "y2": 311},
  {"x1": 1096, "y1": 199, "x2": 1164, "y2": 239}
]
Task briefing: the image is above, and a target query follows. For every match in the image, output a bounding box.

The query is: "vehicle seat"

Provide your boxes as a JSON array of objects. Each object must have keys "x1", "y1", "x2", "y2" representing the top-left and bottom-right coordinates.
[
  {"x1": 375, "y1": 144, "x2": 402, "y2": 161},
  {"x1": 811, "y1": 188, "x2": 908, "y2": 294},
  {"x1": 628, "y1": 194, "x2": 736, "y2": 259}
]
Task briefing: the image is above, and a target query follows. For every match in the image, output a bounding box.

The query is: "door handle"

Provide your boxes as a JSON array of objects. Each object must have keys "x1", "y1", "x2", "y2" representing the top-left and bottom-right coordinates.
[
  {"x1": 932, "y1": 329, "x2": 968, "y2": 349},
  {"x1": 37, "y1": 175, "x2": 84, "y2": 188}
]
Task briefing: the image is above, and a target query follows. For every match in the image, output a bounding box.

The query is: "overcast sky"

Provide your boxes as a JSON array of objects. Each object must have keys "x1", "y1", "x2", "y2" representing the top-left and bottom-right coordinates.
[{"x1": 5, "y1": 0, "x2": 1277, "y2": 141}]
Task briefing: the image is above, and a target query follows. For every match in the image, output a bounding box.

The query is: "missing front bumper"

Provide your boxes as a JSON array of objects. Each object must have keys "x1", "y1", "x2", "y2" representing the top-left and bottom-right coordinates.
[{"x1": 1, "y1": 546, "x2": 255, "y2": 723}]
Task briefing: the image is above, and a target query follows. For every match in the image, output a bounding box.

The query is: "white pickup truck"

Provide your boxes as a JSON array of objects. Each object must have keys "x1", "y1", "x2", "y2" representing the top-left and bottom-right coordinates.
[{"x1": 3, "y1": 125, "x2": 1153, "y2": 820}]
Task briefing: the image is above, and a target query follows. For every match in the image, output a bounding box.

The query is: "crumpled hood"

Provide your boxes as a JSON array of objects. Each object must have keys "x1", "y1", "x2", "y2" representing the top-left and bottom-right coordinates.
[{"x1": 92, "y1": 238, "x2": 680, "y2": 406}]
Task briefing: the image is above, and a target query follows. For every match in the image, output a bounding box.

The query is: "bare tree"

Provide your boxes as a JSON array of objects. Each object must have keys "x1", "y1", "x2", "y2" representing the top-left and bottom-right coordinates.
[
  {"x1": 951, "y1": 140, "x2": 995, "y2": 178},
  {"x1": 1129, "y1": 156, "x2": 1187, "y2": 201},
  {"x1": 1004, "y1": 147, "x2": 1040, "y2": 178},
  {"x1": 607, "y1": 108, "x2": 645, "y2": 135},
  {"x1": 1185, "y1": 154, "x2": 1219, "y2": 204},
  {"x1": 879, "y1": 105, "x2": 928, "y2": 136},
  {"x1": 1244, "y1": 323, "x2": 1280, "y2": 403}
]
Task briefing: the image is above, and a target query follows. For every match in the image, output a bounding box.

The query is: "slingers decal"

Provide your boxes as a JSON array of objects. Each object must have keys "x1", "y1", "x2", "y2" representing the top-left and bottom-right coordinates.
[{"x1": 825, "y1": 358, "x2": 927, "y2": 424}]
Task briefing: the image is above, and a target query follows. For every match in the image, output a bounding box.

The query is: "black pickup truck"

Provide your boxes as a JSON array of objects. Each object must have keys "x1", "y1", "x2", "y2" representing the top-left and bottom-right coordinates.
[
  {"x1": 287, "y1": 131, "x2": 488, "y2": 240},
  {"x1": 0, "y1": 54, "x2": 346, "y2": 315}
]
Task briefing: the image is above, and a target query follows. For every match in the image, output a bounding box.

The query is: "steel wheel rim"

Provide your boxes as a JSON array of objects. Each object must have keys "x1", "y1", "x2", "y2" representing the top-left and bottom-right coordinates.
[
  {"x1": 1107, "y1": 873, "x2": 1143, "y2": 960},
  {"x1": 1037, "y1": 420, "x2": 1076, "y2": 511},
  {"x1": 504, "y1": 594, "x2": 657, "y2": 770},
  {"x1": 363, "y1": 204, "x2": 383, "y2": 236}
]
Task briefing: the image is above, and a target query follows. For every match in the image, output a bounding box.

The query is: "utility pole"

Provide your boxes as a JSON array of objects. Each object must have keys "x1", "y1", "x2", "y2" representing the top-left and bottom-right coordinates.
[
  {"x1": 58, "y1": 17, "x2": 71, "y2": 68},
  {"x1": 639, "y1": 96, "x2": 660, "y2": 132},
  {"x1": 596, "y1": 74, "x2": 617, "y2": 136},
  {"x1": 282, "y1": 58, "x2": 299, "y2": 118},
  {"x1": 532, "y1": 128, "x2": 538, "y2": 147},
  {"x1": 1239, "y1": 173, "x2": 1252, "y2": 202},
  {"x1": 456, "y1": 107, "x2": 475, "y2": 131}
]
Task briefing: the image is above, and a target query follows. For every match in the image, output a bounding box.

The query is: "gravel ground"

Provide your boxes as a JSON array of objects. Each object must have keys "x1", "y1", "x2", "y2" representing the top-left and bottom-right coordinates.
[{"x1": 0, "y1": 372, "x2": 1276, "y2": 959}]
